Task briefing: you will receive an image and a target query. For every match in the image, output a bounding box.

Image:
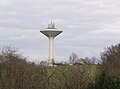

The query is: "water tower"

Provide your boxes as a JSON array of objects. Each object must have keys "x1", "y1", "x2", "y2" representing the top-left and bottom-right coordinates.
[{"x1": 40, "y1": 22, "x2": 63, "y2": 66}]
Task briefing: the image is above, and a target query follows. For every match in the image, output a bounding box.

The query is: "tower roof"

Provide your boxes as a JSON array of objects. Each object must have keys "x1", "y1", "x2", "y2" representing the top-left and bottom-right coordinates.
[
  {"x1": 40, "y1": 22, "x2": 62, "y2": 38},
  {"x1": 40, "y1": 30, "x2": 62, "y2": 38}
]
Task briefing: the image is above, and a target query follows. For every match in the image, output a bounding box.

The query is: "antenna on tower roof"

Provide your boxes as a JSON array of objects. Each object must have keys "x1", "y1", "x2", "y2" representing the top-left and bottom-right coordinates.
[{"x1": 47, "y1": 21, "x2": 56, "y2": 29}]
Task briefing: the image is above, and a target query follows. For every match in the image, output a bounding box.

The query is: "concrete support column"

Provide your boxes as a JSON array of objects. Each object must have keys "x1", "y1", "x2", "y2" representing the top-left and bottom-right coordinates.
[{"x1": 49, "y1": 36, "x2": 54, "y2": 66}]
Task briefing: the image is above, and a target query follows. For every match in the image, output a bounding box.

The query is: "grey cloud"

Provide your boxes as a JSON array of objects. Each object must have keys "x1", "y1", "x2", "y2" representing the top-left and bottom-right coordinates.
[{"x1": 0, "y1": 0, "x2": 120, "y2": 62}]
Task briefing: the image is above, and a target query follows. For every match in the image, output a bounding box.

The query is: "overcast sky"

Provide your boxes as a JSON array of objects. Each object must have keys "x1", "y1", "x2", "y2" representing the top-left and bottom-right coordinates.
[{"x1": 0, "y1": 0, "x2": 120, "y2": 62}]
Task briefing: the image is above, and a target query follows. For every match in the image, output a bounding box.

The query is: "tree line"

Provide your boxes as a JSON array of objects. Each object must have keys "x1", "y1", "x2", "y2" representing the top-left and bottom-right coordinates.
[{"x1": 0, "y1": 43, "x2": 120, "y2": 89}]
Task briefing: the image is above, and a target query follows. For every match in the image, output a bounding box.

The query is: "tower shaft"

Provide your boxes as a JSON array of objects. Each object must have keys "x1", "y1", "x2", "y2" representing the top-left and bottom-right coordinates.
[{"x1": 49, "y1": 37, "x2": 54, "y2": 66}]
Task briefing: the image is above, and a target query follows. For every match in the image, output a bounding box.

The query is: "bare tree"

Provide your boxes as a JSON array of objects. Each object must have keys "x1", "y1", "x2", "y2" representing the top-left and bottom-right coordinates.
[
  {"x1": 68, "y1": 52, "x2": 78, "y2": 64},
  {"x1": 0, "y1": 46, "x2": 48, "y2": 89},
  {"x1": 101, "y1": 43, "x2": 120, "y2": 76},
  {"x1": 40, "y1": 61, "x2": 48, "y2": 66},
  {"x1": 84, "y1": 57, "x2": 97, "y2": 64}
]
